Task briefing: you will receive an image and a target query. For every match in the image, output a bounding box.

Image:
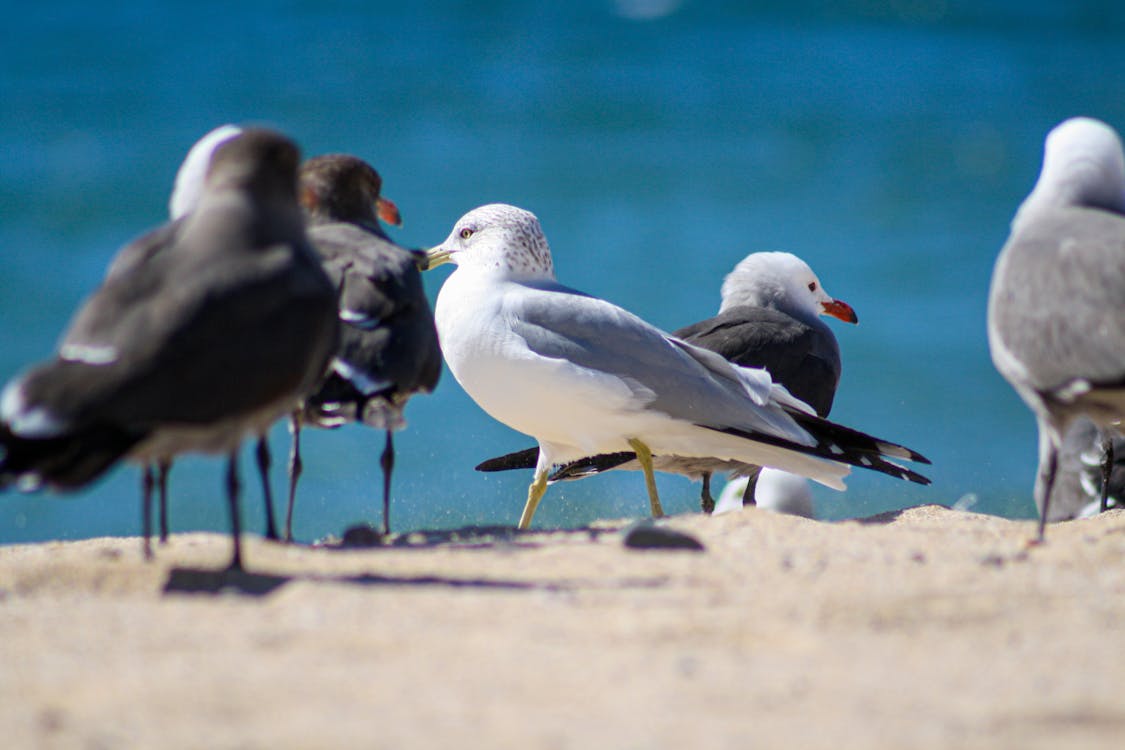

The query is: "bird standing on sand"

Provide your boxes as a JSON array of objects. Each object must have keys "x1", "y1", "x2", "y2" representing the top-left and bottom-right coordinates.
[
  {"x1": 476, "y1": 251, "x2": 856, "y2": 513},
  {"x1": 0, "y1": 129, "x2": 339, "y2": 570},
  {"x1": 425, "y1": 203, "x2": 929, "y2": 529},
  {"x1": 285, "y1": 154, "x2": 441, "y2": 541},
  {"x1": 117, "y1": 123, "x2": 285, "y2": 552},
  {"x1": 988, "y1": 116, "x2": 1125, "y2": 539}
]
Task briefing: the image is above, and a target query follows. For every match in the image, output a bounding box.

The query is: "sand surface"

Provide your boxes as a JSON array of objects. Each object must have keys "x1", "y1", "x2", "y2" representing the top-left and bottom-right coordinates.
[{"x1": 1, "y1": 504, "x2": 1124, "y2": 749}]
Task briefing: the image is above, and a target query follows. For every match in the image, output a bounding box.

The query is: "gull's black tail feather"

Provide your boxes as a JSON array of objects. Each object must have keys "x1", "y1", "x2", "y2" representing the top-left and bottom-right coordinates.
[
  {"x1": 783, "y1": 408, "x2": 931, "y2": 465},
  {"x1": 700, "y1": 416, "x2": 931, "y2": 486},
  {"x1": 475, "y1": 447, "x2": 541, "y2": 473},
  {"x1": 475, "y1": 447, "x2": 636, "y2": 482},
  {"x1": 474, "y1": 414, "x2": 931, "y2": 487},
  {"x1": 549, "y1": 452, "x2": 636, "y2": 481},
  {"x1": 0, "y1": 424, "x2": 140, "y2": 491}
]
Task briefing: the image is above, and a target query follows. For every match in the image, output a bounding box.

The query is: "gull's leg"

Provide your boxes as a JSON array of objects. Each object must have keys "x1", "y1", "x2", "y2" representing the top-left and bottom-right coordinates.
[
  {"x1": 627, "y1": 438, "x2": 664, "y2": 519},
  {"x1": 285, "y1": 413, "x2": 302, "y2": 543},
  {"x1": 157, "y1": 459, "x2": 171, "y2": 543},
  {"x1": 700, "y1": 472, "x2": 714, "y2": 514},
  {"x1": 380, "y1": 431, "x2": 395, "y2": 535},
  {"x1": 141, "y1": 465, "x2": 154, "y2": 561},
  {"x1": 741, "y1": 469, "x2": 761, "y2": 506},
  {"x1": 226, "y1": 450, "x2": 244, "y2": 572},
  {"x1": 1035, "y1": 428, "x2": 1060, "y2": 543},
  {"x1": 256, "y1": 435, "x2": 279, "y2": 541},
  {"x1": 519, "y1": 470, "x2": 549, "y2": 530},
  {"x1": 1100, "y1": 434, "x2": 1114, "y2": 513},
  {"x1": 518, "y1": 448, "x2": 550, "y2": 530}
]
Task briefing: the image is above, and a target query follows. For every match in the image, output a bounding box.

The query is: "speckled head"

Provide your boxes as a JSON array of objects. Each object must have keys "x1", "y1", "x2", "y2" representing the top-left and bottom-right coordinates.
[
  {"x1": 1017, "y1": 117, "x2": 1125, "y2": 225},
  {"x1": 429, "y1": 203, "x2": 555, "y2": 279}
]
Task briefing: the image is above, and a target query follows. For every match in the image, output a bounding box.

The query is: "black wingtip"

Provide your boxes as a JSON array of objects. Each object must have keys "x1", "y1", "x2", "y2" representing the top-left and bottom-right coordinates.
[
  {"x1": 697, "y1": 420, "x2": 932, "y2": 486},
  {"x1": 475, "y1": 447, "x2": 540, "y2": 473}
]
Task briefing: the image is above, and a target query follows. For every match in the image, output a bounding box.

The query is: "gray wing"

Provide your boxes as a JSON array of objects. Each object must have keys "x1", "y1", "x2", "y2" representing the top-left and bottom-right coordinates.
[
  {"x1": 511, "y1": 282, "x2": 809, "y2": 442},
  {"x1": 102, "y1": 220, "x2": 184, "y2": 281},
  {"x1": 674, "y1": 306, "x2": 841, "y2": 417},
  {"x1": 476, "y1": 305, "x2": 842, "y2": 477},
  {"x1": 37, "y1": 218, "x2": 337, "y2": 429},
  {"x1": 989, "y1": 207, "x2": 1125, "y2": 393}
]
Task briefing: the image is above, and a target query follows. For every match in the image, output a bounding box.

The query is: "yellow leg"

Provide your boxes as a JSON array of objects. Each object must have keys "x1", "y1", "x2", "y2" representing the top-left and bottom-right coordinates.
[
  {"x1": 627, "y1": 438, "x2": 664, "y2": 518},
  {"x1": 518, "y1": 468, "x2": 550, "y2": 529}
]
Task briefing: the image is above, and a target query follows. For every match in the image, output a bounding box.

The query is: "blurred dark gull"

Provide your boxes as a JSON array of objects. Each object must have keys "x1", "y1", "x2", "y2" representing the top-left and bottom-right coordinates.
[
  {"x1": 0, "y1": 130, "x2": 339, "y2": 570},
  {"x1": 286, "y1": 153, "x2": 441, "y2": 540},
  {"x1": 115, "y1": 124, "x2": 284, "y2": 550}
]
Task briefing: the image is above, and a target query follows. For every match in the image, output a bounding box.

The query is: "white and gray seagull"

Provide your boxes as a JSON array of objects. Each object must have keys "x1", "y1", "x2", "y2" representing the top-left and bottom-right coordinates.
[
  {"x1": 425, "y1": 204, "x2": 929, "y2": 529},
  {"x1": 476, "y1": 251, "x2": 856, "y2": 513},
  {"x1": 0, "y1": 129, "x2": 339, "y2": 570},
  {"x1": 988, "y1": 116, "x2": 1125, "y2": 539}
]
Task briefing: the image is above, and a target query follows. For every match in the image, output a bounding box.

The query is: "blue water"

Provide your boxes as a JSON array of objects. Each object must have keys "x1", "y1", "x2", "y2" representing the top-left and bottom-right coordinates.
[{"x1": 3, "y1": 1, "x2": 1125, "y2": 544}]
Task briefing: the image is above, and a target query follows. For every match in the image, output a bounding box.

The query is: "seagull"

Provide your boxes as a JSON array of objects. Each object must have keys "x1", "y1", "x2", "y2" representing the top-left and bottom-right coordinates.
[
  {"x1": 122, "y1": 124, "x2": 289, "y2": 551},
  {"x1": 988, "y1": 116, "x2": 1125, "y2": 540},
  {"x1": 425, "y1": 203, "x2": 929, "y2": 529},
  {"x1": 475, "y1": 251, "x2": 855, "y2": 512},
  {"x1": 713, "y1": 467, "x2": 816, "y2": 518},
  {"x1": 0, "y1": 129, "x2": 340, "y2": 570},
  {"x1": 285, "y1": 153, "x2": 442, "y2": 540},
  {"x1": 106, "y1": 124, "x2": 285, "y2": 553}
]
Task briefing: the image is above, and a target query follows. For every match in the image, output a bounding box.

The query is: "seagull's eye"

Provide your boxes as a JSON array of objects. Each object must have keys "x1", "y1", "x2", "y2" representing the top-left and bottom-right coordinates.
[
  {"x1": 808, "y1": 282, "x2": 817, "y2": 292},
  {"x1": 460, "y1": 227, "x2": 474, "y2": 240}
]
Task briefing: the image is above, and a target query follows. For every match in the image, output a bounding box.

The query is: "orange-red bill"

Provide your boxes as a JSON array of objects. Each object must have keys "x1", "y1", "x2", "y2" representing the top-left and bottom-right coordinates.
[
  {"x1": 377, "y1": 196, "x2": 402, "y2": 226},
  {"x1": 822, "y1": 298, "x2": 858, "y2": 324}
]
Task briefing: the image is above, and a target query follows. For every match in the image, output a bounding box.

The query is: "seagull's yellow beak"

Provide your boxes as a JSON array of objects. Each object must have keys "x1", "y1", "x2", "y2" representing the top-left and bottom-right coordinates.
[{"x1": 423, "y1": 246, "x2": 454, "y2": 270}]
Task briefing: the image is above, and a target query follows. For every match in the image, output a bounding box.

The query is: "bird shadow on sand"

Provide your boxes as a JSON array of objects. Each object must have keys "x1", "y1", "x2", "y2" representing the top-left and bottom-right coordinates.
[
  {"x1": 314, "y1": 523, "x2": 620, "y2": 551},
  {"x1": 160, "y1": 523, "x2": 632, "y2": 598},
  {"x1": 849, "y1": 503, "x2": 952, "y2": 526},
  {"x1": 161, "y1": 565, "x2": 579, "y2": 598}
]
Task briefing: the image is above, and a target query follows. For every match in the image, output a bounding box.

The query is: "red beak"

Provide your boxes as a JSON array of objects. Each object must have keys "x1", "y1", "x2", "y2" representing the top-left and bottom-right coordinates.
[
  {"x1": 377, "y1": 196, "x2": 402, "y2": 227},
  {"x1": 822, "y1": 298, "x2": 858, "y2": 324}
]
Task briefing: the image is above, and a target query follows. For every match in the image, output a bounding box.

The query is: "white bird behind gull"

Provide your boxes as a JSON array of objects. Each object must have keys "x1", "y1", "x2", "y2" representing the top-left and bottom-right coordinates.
[
  {"x1": 988, "y1": 116, "x2": 1125, "y2": 539},
  {"x1": 425, "y1": 204, "x2": 929, "y2": 528},
  {"x1": 713, "y1": 468, "x2": 816, "y2": 519}
]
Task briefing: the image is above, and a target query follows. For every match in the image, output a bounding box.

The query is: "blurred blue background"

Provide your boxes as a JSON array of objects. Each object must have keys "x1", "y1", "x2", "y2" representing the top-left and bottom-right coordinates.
[{"x1": 3, "y1": 0, "x2": 1125, "y2": 543}]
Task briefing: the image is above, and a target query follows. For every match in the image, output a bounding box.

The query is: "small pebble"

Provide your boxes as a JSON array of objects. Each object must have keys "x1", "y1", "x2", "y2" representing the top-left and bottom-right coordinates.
[
  {"x1": 622, "y1": 521, "x2": 705, "y2": 551},
  {"x1": 341, "y1": 524, "x2": 383, "y2": 548}
]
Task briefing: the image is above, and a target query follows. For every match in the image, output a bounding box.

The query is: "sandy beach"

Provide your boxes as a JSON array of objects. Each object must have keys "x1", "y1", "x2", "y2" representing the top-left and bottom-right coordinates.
[{"x1": 1, "y1": 503, "x2": 1123, "y2": 749}]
